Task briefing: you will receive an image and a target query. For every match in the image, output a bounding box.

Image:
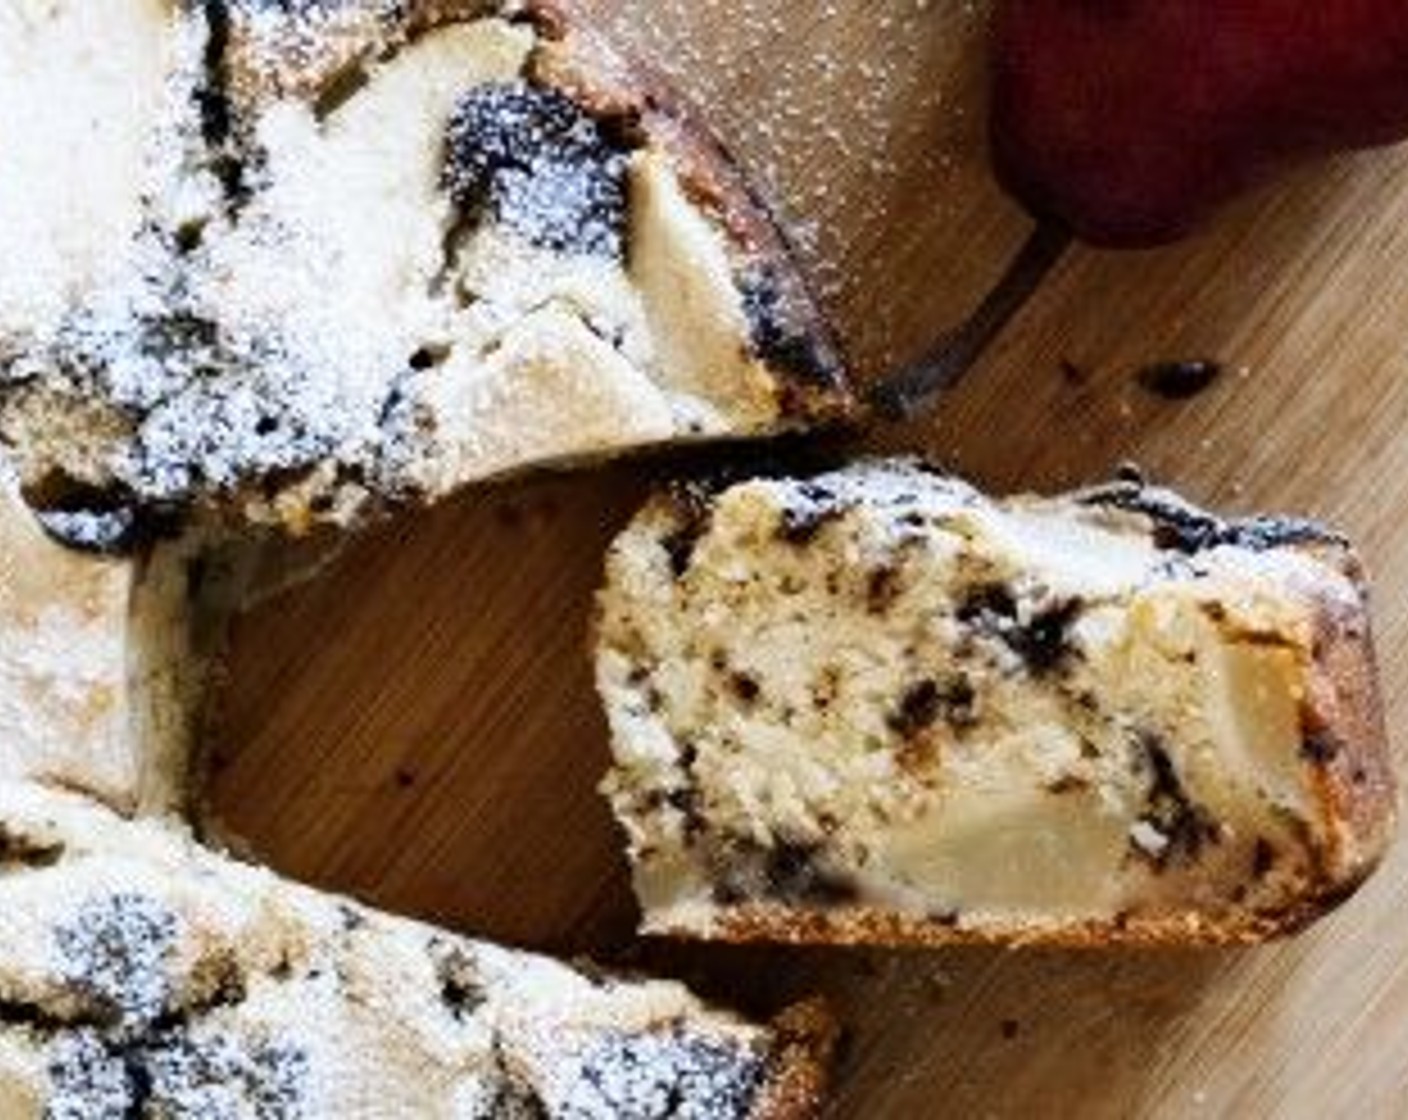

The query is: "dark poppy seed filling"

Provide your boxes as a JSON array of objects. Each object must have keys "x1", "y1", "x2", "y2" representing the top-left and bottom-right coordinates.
[
  {"x1": 1129, "y1": 737, "x2": 1223, "y2": 871},
  {"x1": 1078, "y1": 481, "x2": 1343, "y2": 555},
  {"x1": 0, "y1": 825, "x2": 64, "y2": 868},
  {"x1": 956, "y1": 582, "x2": 1084, "y2": 675},
  {"x1": 444, "y1": 83, "x2": 633, "y2": 259},
  {"x1": 23, "y1": 475, "x2": 148, "y2": 555},
  {"x1": 37, "y1": 892, "x2": 312, "y2": 1116},
  {"x1": 564, "y1": 1030, "x2": 766, "y2": 1118},
  {"x1": 195, "y1": 1, "x2": 254, "y2": 212},
  {"x1": 21, "y1": 292, "x2": 345, "y2": 536},
  {"x1": 55, "y1": 894, "x2": 178, "y2": 1029},
  {"x1": 46, "y1": 1026, "x2": 311, "y2": 1119},
  {"x1": 711, "y1": 837, "x2": 859, "y2": 908},
  {"x1": 429, "y1": 940, "x2": 488, "y2": 1023},
  {"x1": 740, "y1": 268, "x2": 843, "y2": 389}
]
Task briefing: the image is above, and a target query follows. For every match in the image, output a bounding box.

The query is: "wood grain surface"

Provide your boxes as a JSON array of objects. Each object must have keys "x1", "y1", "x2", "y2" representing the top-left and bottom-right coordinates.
[{"x1": 210, "y1": 4, "x2": 1408, "y2": 1116}]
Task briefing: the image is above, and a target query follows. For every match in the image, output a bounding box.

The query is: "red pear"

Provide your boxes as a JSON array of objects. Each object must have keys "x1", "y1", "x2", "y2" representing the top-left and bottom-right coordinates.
[{"x1": 991, "y1": 2, "x2": 1408, "y2": 246}]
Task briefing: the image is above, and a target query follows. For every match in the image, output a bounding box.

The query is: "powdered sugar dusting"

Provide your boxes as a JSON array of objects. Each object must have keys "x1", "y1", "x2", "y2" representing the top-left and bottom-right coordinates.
[
  {"x1": 54, "y1": 893, "x2": 178, "y2": 1029},
  {"x1": 41, "y1": 890, "x2": 311, "y2": 1117},
  {"x1": 541, "y1": 1027, "x2": 766, "y2": 1119},
  {"x1": 446, "y1": 83, "x2": 632, "y2": 259},
  {"x1": 46, "y1": 1026, "x2": 310, "y2": 1120},
  {"x1": 581, "y1": 0, "x2": 983, "y2": 371},
  {"x1": 0, "y1": 2, "x2": 844, "y2": 539},
  {"x1": 45, "y1": 1030, "x2": 135, "y2": 1120},
  {"x1": 2, "y1": 801, "x2": 797, "y2": 1119}
]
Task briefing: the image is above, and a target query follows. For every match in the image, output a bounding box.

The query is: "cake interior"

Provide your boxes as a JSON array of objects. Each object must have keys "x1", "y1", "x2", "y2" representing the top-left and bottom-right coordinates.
[{"x1": 599, "y1": 464, "x2": 1382, "y2": 941}]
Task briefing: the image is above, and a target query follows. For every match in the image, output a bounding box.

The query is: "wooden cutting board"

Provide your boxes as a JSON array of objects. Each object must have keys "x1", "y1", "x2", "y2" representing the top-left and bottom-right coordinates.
[{"x1": 211, "y1": 4, "x2": 1408, "y2": 1115}]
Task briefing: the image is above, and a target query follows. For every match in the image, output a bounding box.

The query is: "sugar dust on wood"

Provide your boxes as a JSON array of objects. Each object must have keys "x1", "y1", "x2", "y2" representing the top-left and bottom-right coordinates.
[{"x1": 583, "y1": 0, "x2": 974, "y2": 368}]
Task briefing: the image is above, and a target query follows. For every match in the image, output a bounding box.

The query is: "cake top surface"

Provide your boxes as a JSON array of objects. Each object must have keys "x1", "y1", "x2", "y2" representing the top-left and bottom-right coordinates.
[
  {"x1": 0, "y1": 0, "x2": 847, "y2": 550},
  {"x1": 0, "y1": 781, "x2": 829, "y2": 1118}
]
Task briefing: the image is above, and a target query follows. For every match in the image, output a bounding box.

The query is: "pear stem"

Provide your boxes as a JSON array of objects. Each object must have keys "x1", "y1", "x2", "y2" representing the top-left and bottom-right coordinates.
[{"x1": 869, "y1": 219, "x2": 1073, "y2": 420}]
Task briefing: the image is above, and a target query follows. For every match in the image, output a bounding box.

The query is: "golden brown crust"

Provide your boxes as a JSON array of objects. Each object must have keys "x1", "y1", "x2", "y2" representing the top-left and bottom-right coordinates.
[
  {"x1": 1298, "y1": 575, "x2": 1398, "y2": 884},
  {"x1": 663, "y1": 894, "x2": 1367, "y2": 950},
  {"x1": 750, "y1": 999, "x2": 837, "y2": 1120}
]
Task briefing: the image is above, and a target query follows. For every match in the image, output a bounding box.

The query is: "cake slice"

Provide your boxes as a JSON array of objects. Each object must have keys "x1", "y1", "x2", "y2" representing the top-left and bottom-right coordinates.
[
  {"x1": 0, "y1": 0, "x2": 847, "y2": 547},
  {"x1": 597, "y1": 461, "x2": 1396, "y2": 946},
  {"x1": 0, "y1": 781, "x2": 832, "y2": 1118}
]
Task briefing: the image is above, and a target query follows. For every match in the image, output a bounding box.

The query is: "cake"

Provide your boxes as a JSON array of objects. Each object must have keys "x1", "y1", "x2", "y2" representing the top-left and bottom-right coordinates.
[
  {"x1": 0, "y1": 0, "x2": 848, "y2": 548},
  {"x1": 0, "y1": 5, "x2": 840, "y2": 1112},
  {"x1": 0, "y1": 478, "x2": 834, "y2": 1117},
  {"x1": 596, "y1": 461, "x2": 1396, "y2": 946},
  {"x1": 0, "y1": 780, "x2": 832, "y2": 1118}
]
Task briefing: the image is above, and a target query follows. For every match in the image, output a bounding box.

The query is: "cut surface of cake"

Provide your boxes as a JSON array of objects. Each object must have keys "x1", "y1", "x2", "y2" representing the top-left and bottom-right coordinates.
[
  {"x1": 0, "y1": 0, "x2": 848, "y2": 547},
  {"x1": 597, "y1": 461, "x2": 1396, "y2": 946},
  {"x1": 0, "y1": 477, "x2": 219, "y2": 818},
  {"x1": 0, "y1": 781, "x2": 832, "y2": 1118}
]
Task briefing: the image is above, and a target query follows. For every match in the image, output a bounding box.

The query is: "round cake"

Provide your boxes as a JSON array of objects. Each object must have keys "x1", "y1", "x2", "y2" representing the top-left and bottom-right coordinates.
[{"x1": 0, "y1": 2, "x2": 843, "y2": 1115}]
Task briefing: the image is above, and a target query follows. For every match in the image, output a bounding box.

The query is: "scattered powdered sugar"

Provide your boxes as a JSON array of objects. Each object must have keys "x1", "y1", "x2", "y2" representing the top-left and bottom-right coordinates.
[
  {"x1": 31, "y1": 508, "x2": 139, "y2": 554},
  {"x1": 28, "y1": 277, "x2": 356, "y2": 508},
  {"x1": 54, "y1": 893, "x2": 178, "y2": 1029},
  {"x1": 10, "y1": 815, "x2": 786, "y2": 1118},
  {"x1": 44, "y1": 891, "x2": 310, "y2": 1117},
  {"x1": 140, "y1": 1030, "x2": 310, "y2": 1119},
  {"x1": 581, "y1": 0, "x2": 978, "y2": 370},
  {"x1": 45, "y1": 1030, "x2": 134, "y2": 1120},
  {"x1": 1, "y1": 1, "x2": 849, "y2": 539},
  {"x1": 544, "y1": 1028, "x2": 765, "y2": 1119},
  {"x1": 45, "y1": 1023, "x2": 310, "y2": 1120},
  {"x1": 37, "y1": 893, "x2": 768, "y2": 1118},
  {"x1": 446, "y1": 83, "x2": 632, "y2": 259}
]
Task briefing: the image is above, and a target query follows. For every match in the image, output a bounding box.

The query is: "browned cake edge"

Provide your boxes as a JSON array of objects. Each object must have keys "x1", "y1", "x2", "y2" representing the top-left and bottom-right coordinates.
[
  {"x1": 526, "y1": 1, "x2": 854, "y2": 424},
  {"x1": 749, "y1": 999, "x2": 838, "y2": 1120},
  {"x1": 1297, "y1": 559, "x2": 1398, "y2": 899}
]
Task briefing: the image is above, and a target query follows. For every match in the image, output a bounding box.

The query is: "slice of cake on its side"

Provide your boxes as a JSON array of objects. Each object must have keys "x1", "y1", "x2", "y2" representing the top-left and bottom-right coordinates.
[
  {"x1": 0, "y1": 0, "x2": 848, "y2": 547},
  {"x1": 597, "y1": 461, "x2": 1396, "y2": 946},
  {"x1": 0, "y1": 782, "x2": 833, "y2": 1118}
]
